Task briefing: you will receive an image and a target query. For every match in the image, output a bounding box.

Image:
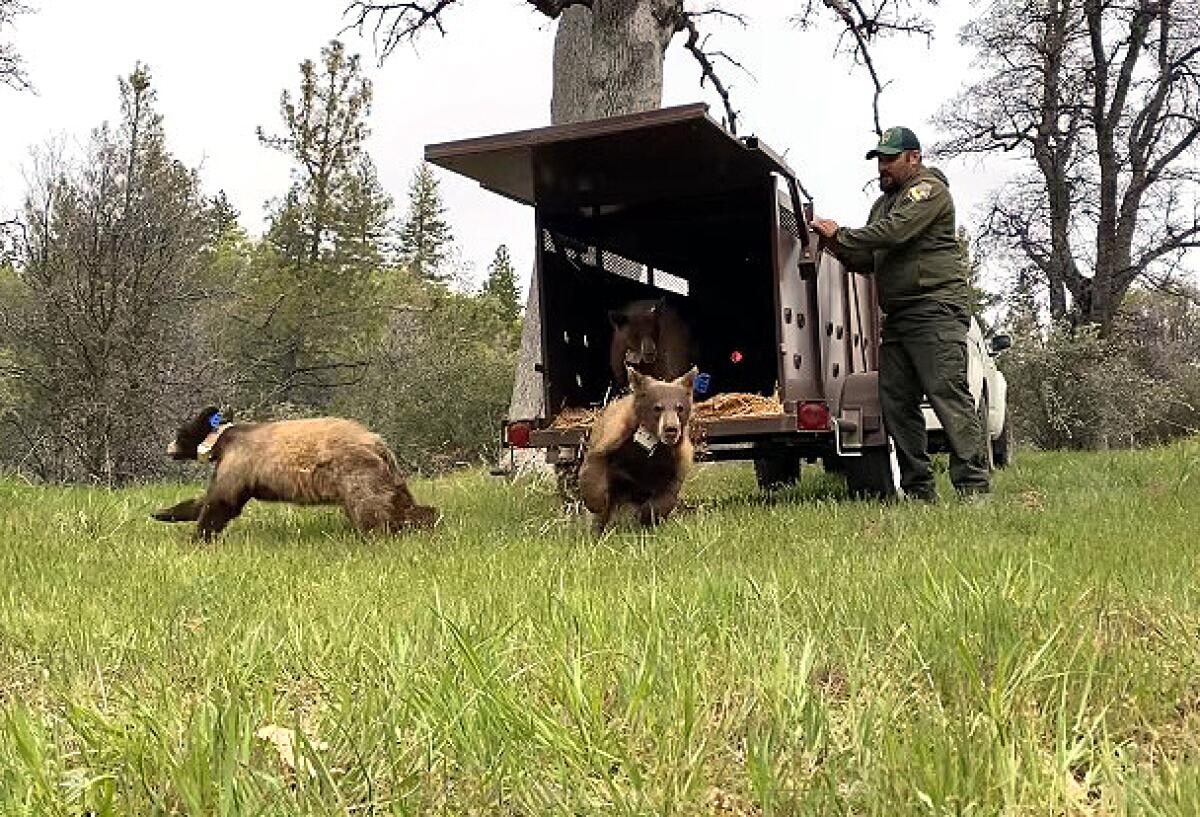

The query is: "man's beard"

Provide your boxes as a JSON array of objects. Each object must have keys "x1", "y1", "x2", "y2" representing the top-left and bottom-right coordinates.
[{"x1": 879, "y1": 175, "x2": 897, "y2": 193}]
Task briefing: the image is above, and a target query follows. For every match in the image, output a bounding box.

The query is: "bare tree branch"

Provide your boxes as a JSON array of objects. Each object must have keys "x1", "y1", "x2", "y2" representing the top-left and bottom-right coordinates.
[
  {"x1": 794, "y1": 0, "x2": 935, "y2": 136},
  {"x1": 528, "y1": 0, "x2": 594, "y2": 16},
  {"x1": 341, "y1": 0, "x2": 462, "y2": 56},
  {"x1": 341, "y1": 1, "x2": 748, "y2": 135},
  {"x1": 688, "y1": 7, "x2": 746, "y2": 24},
  {"x1": 341, "y1": 0, "x2": 595, "y2": 57},
  {"x1": 0, "y1": 0, "x2": 32, "y2": 92},
  {"x1": 676, "y1": 9, "x2": 749, "y2": 134},
  {"x1": 937, "y1": 0, "x2": 1200, "y2": 329}
]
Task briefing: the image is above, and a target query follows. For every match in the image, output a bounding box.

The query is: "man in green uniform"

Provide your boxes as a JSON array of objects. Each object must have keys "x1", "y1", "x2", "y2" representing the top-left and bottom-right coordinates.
[{"x1": 810, "y1": 126, "x2": 991, "y2": 502}]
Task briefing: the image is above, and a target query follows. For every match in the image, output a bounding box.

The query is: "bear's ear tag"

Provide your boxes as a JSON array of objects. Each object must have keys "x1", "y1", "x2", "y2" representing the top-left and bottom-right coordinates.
[
  {"x1": 634, "y1": 427, "x2": 658, "y2": 454},
  {"x1": 196, "y1": 438, "x2": 215, "y2": 462},
  {"x1": 197, "y1": 414, "x2": 228, "y2": 462}
]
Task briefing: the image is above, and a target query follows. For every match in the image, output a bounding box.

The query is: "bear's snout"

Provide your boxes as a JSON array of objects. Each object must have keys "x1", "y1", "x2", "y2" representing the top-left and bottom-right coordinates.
[{"x1": 659, "y1": 421, "x2": 682, "y2": 445}]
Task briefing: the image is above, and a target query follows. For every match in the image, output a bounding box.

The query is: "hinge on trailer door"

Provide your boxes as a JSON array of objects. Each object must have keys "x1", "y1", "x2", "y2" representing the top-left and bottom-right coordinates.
[{"x1": 786, "y1": 175, "x2": 818, "y2": 280}]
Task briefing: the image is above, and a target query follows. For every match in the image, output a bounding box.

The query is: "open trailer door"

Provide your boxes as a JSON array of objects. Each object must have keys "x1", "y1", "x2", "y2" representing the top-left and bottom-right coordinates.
[
  {"x1": 425, "y1": 104, "x2": 890, "y2": 496},
  {"x1": 425, "y1": 103, "x2": 824, "y2": 413}
]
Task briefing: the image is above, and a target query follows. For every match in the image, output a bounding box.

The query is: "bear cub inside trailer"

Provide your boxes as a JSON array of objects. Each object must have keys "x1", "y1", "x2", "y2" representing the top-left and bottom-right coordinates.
[{"x1": 425, "y1": 103, "x2": 900, "y2": 498}]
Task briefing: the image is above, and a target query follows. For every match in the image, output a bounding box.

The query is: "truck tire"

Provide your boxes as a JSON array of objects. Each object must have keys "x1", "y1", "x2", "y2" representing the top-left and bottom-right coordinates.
[
  {"x1": 754, "y1": 455, "x2": 802, "y2": 491},
  {"x1": 992, "y1": 411, "x2": 1013, "y2": 468},
  {"x1": 842, "y1": 440, "x2": 900, "y2": 500},
  {"x1": 978, "y1": 393, "x2": 995, "y2": 471}
]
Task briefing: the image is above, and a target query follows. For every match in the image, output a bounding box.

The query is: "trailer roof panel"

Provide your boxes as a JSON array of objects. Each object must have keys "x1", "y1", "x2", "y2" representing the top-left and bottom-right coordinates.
[{"x1": 424, "y1": 103, "x2": 782, "y2": 209}]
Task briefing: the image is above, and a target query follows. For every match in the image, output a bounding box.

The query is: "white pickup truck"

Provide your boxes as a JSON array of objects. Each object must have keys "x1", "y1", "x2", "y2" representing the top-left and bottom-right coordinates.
[{"x1": 922, "y1": 317, "x2": 1013, "y2": 468}]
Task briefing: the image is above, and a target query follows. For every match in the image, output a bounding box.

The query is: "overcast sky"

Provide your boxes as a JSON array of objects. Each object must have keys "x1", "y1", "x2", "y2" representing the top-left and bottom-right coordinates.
[{"x1": 1, "y1": 0, "x2": 1017, "y2": 291}]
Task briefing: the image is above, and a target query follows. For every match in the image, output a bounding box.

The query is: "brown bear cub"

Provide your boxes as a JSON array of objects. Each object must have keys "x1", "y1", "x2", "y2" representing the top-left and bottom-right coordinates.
[
  {"x1": 152, "y1": 406, "x2": 438, "y2": 541},
  {"x1": 608, "y1": 297, "x2": 694, "y2": 390},
  {"x1": 578, "y1": 366, "x2": 698, "y2": 533}
]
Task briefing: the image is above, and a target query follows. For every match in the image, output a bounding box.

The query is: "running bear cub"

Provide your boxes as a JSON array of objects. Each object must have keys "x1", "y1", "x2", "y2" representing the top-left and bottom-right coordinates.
[
  {"x1": 578, "y1": 366, "x2": 698, "y2": 533},
  {"x1": 152, "y1": 406, "x2": 438, "y2": 541}
]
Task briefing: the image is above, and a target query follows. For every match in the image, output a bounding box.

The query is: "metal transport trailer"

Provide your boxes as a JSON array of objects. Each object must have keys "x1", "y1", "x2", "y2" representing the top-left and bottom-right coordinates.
[{"x1": 425, "y1": 102, "x2": 900, "y2": 497}]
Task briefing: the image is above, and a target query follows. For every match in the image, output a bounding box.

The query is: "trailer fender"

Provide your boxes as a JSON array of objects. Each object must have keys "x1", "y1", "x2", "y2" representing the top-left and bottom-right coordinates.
[{"x1": 836, "y1": 372, "x2": 888, "y2": 449}]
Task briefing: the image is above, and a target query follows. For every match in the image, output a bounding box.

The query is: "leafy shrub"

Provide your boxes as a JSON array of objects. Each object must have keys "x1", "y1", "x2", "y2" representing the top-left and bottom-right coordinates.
[{"x1": 1000, "y1": 293, "x2": 1200, "y2": 450}]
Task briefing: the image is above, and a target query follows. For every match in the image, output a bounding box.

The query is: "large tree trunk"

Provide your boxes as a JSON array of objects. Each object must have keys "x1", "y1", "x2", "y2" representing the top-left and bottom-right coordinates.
[
  {"x1": 550, "y1": 1, "x2": 677, "y2": 123},
  {"x1": 505, "y1": 0, "x2": 679, "y2": 473}
]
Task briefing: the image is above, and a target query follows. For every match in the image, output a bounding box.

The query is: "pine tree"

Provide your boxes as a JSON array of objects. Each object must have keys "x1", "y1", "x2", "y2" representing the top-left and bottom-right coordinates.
[
  {"x1": 257, "y1": 39, "x2": 377, "y2": 267},
  {"x1": 201, "y1": 190, "x2": 242, "y2": 251},
  {"x1": 336, "y1": 155, "x2": 393, "y2": 268},
  {"x1": 244, "y1": 40, "x2": 391, "y2": 409},
  {"x1": 398, "y1": 162, "x2": 453, "y2": 282},
  {"x1": 482, "y1": 244, "x2": 521, "y2": 322}
]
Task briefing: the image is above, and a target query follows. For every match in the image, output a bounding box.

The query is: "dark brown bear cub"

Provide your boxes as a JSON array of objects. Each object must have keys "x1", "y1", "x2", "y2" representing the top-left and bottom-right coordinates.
[
  {"x1": 578, "y1": 366, "x2": 698, "y2": 533},
  {"x1": 608, "y1": 298, "x2": 694, "y2": 390},
  {"x1": 152, "y1": 406, "x2": 438, "y2": 541}
]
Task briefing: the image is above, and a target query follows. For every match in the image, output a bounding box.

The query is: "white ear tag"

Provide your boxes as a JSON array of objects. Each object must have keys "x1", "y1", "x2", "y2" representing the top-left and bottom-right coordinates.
[
  {"x1": 634, "y1": 427, "x2": 659, "y2": 454},
  {"x1": 196, "y1": 424, "x2": 231, "y2": 463}
]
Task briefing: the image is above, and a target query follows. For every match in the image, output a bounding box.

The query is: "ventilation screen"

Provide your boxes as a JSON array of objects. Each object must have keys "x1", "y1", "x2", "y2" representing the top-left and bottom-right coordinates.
[
  {"x1": 654, "y1": 269, "x2": 690, "y2": 296},
  {"x1": 780, "y1": 206, "x2": 800, "y2": 240},
  {"x1": 601, "y1": 250, "x2": 648, "y2": 283}
]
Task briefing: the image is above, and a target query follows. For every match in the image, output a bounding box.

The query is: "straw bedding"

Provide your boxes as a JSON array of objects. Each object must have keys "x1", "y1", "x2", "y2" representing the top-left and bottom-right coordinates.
[{"x1": 548, "y1": 391, "x2": 783, "y2": 432}]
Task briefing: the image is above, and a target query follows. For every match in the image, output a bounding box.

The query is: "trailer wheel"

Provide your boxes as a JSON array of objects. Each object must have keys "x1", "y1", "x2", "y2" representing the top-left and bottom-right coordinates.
[
  {"x1": 554, "y1": 460, "x2": 582, "y2": 503},
  {"x1": 842, "y1": 439, "x2": 901, "y2": 500},
  {"x1": 754, "y1": 455, "x2": 802, "y2": 491}
]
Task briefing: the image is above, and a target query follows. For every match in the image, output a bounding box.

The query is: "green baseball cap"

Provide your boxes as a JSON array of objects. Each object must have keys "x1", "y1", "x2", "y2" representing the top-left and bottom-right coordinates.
[{"x1": 865, "y1": 126, "x2": 921, "y2": 159}]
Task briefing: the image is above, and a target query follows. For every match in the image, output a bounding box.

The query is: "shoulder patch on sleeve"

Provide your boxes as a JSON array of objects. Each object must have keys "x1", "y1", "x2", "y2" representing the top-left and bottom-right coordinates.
[{"x1": 907, "y1": 181, "x2": 936, "y2": 203}]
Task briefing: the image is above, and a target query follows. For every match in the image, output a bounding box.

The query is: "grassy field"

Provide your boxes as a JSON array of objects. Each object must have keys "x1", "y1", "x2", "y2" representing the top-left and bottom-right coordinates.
[{"x1": 1, "y1": 441, "x2": 1199, "y2": 815}]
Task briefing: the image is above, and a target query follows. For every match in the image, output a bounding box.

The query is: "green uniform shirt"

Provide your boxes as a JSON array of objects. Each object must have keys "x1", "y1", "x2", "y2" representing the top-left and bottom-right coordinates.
[{"x1": 830, "y1": 166, "x2": 970, "y2": 316}]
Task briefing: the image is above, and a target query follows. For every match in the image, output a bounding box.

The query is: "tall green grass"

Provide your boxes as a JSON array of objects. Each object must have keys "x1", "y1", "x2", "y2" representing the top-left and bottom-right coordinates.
[{"x1": 1, "y1": 441, "x2": 1199, "y2": 814}]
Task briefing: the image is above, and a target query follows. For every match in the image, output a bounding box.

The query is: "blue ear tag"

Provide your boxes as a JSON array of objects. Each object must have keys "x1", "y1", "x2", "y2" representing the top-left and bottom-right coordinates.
[
  {"x1": 694, "y1": 373, "x2": 711, "y2": 396},
  {"x1": 209, "y1": 412, "x2": 223, "y2": 430}
]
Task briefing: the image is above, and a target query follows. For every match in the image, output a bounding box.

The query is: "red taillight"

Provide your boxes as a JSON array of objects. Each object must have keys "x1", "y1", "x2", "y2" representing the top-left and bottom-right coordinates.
[
  {"x1": 505, "y1": 422, "x2": 532, "y2": 448},
  {"x1": 798, "y1": 402, "x2": 831, "y2": 431}
]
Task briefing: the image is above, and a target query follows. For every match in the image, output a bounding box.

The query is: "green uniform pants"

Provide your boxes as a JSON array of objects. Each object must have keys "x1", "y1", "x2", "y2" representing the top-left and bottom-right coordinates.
[{"x1": 879, "y1": 302, "x2": 991, "y2": 499}]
